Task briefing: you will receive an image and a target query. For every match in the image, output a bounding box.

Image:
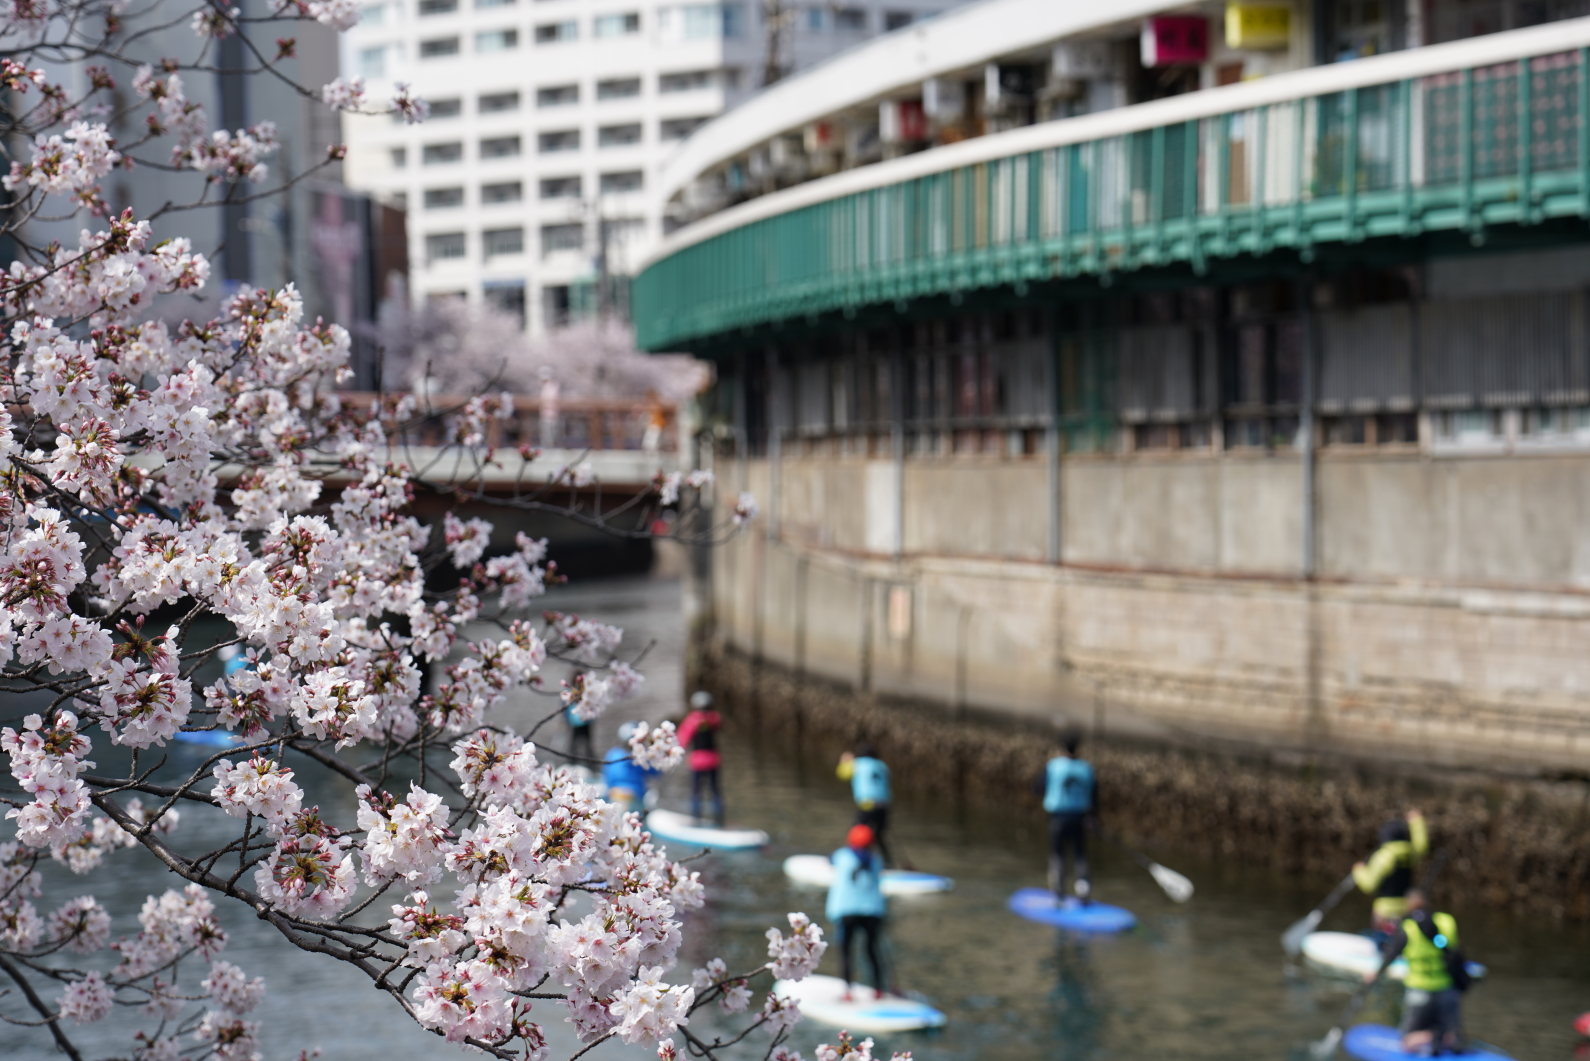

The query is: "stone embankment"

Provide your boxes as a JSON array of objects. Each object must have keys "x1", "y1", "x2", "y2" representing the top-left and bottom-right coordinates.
[{"x1": 693, "y1": 639, "x2": 1590, "y2": 920}]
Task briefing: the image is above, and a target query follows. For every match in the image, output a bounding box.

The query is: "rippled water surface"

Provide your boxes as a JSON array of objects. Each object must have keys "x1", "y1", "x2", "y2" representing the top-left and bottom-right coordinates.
[{"x1": 5, "y1": 576, "x2": 1588, "y2": 1061}]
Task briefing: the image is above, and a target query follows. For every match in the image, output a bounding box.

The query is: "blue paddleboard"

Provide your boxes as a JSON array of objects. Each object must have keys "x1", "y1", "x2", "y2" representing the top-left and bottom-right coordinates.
[
  {"x1": 1008, "y1": 887, "x2": 1136, "y2": 932},
  {"x1": 1343, "y1": 1024, "x2": 1513, "y2": 1061},
  {"x1": 175, "y1": 729, "x2": 246, "y2": 748}
]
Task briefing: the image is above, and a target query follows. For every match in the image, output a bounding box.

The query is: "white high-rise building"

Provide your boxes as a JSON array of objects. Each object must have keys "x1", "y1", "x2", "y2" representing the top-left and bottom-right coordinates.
[{"x1": 341, "y1": 0, "x2": 967, "y2": 333}]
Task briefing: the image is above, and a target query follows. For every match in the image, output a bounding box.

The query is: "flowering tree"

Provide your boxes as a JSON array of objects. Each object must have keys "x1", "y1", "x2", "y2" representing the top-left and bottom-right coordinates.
[
  {"x1": 374, "y1": 300, "x2": 710, "y2": 403},
  {"x1": 0, "y1": 4, "x2": 895, "y2": 1060}
]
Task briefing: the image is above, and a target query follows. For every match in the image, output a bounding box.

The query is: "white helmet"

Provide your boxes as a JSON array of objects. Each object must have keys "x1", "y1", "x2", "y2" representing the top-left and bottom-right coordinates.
[{"x1": 689, "y1": 691, "x2": 713, "y2": 709}]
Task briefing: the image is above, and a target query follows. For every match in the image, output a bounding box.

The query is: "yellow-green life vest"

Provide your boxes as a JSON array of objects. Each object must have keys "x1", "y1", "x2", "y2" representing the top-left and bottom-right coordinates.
[{"x1": 1401, "y1": 912, "x2": 1459, "y2": 992}]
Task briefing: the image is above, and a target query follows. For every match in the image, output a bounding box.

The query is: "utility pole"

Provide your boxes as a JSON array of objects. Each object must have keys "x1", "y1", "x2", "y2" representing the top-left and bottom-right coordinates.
[
  {"x1": 760, "y1": 0, "x2": 792, "y2": 87},
  {"x1": 587, "y1": 196, "x2": 613, "y2": 320}
]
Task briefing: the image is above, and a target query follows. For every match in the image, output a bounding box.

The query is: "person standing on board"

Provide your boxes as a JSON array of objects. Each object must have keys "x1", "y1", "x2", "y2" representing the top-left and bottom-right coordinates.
[
  {"x1": 602, "y1": 720, "x2": 658, "y2": 812},
  {"x1": 677, "y1": 691, "x2": 724, "y2": 824},
  {"x1": 1354, "y1": 809, "x2": 1428, "y2": 935},
  {"x1": 565, "y1": 675, "x2": 595, "y2": 764},
  {"x1": 837, "y1": 741, "x2": 896, "y2": 866},
  {"x1": 1038, "y1": 732, "x2": 1097, "y2": 902},
  {"x1": 1368, "y1": 887, "x2": 1470, "y2": 1055},
  {"x1": 827, "y1": 823, "x2": 889, "y2": 1003}
]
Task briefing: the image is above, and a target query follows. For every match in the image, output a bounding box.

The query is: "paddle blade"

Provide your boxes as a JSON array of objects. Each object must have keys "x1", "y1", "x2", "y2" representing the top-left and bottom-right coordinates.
[
  {"x1": 1148, "y1": 862, "x2": 1194, "y2": 903},
  {"x1": 1308, "y1": 1027, "x2": 1343, "y2": 1061},
  {"x1": 1282, "y1": 909, "x2": 1322, "y2": 957}
]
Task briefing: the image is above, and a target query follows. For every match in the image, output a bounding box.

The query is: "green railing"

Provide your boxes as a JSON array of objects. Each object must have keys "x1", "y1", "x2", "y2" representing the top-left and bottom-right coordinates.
[{"x1": 635, "y1": 30, "x2": 1590, "y2": 352}]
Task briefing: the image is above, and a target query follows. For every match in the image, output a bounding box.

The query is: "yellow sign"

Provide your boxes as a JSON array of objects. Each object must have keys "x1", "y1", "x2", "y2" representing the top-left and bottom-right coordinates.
[{"x1": 1225, "y1": 2, "x2": 1291, "y2": 49}]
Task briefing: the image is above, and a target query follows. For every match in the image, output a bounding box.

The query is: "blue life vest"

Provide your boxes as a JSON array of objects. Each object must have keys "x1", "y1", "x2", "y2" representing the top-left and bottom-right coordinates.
[
  {"x1": 850, "y1": 756, "x2": 891, "y2": 808},
  {"x1": 826, "y1": 846, "x2": 886, "y2": 921},
  {"x1": 602, "y1": 746, "x2": 648, "y2": 798},
  {"x1": 1043, "y1": 756, "x2": 1094, "y2": 815}
]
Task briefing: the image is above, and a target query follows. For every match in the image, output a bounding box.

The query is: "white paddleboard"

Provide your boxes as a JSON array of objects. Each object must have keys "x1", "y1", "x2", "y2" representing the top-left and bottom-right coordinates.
[
  {"x1": 645, "y1": 809, "x2": 768, "y2": 850},
  {"x1": 774, "y1": 974, "x2": 945, "y2": 1033},
  {"x1": 782, "y1": 854, "x2": 953, "y2": 896},
  {"x1": 1302, "y1": 931, "x2": 1487, "y2": 982}
]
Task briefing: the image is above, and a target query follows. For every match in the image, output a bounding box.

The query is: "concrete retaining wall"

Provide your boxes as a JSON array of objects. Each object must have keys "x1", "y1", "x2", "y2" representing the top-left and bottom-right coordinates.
[{"x1": 707, "y1": 450, "x2": 1590, "y2": 774}]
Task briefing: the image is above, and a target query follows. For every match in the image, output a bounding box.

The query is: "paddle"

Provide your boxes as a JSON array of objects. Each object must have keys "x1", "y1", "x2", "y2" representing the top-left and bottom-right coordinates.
[
  {"x1": 1309, "y1": 965, "x2": 1384, "y2": 1060},
  {"x1": 1283, "y1": 873, "x2": 1358, "y2": 958},
  {"x1": 1100, "y1": 833, "x2": 1194, "y2": 903}
]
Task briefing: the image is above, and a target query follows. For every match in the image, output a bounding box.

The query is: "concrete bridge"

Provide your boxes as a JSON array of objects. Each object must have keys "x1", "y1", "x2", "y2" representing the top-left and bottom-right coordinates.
[{"x1": 331, "y1": 393, "x2": 688, "y2": 576}]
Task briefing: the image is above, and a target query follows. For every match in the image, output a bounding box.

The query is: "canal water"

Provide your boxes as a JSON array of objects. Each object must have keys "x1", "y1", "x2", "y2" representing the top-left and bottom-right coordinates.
[{"x1": 5, "y1": 576, "x2": 1589, "y2": 1061}]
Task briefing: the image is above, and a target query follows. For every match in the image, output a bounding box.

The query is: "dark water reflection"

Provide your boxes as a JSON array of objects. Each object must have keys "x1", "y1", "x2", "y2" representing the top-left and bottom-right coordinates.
[{"x1": 4, "y1": 576, "x2": 1588, "y2": 1061}]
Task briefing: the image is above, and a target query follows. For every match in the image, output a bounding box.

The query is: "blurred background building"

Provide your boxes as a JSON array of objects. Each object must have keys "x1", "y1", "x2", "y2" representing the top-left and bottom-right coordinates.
[
  {"x1": 339, "y1": 0, "x2": 970, "y2": 333},
  {"x1": 13, "y1": 3, "x2": 408, "y2": 390},
  {"x1": 634, "y1": 0, "x2": 1590, "y2": 775}
]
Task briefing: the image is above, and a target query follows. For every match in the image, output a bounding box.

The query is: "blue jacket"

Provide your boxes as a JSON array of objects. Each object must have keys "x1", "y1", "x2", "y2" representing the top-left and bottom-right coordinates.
[
  {"x1": 826, "y1": 845, "x2": 887, "y2": 921},
  {"x1": 602, "y1": 746, "x2": 653, "y2": 797},
  {"x1": 850, "y1": 756, "x2": 891, "y2": 808},
  {"x1": 1043, "y1": 756, "x2": 1095, "y2": 815}
]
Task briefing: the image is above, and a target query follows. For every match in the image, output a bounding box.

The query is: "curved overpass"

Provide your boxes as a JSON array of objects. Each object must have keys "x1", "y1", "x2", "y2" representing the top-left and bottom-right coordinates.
[{"x1": 636, "y1": 18, "x2": 1590, "y2": 352}]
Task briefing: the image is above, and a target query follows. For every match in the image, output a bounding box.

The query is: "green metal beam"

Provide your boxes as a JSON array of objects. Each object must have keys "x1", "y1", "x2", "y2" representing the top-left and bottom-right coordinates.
[{"x1": 635, "y1": 53, "x2": 1590, "y2": 352}]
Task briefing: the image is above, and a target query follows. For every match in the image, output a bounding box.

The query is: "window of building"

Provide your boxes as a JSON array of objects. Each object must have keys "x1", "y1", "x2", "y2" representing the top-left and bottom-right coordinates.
[
  {"x1": 883, "y1": 10, "x2": 913, "y2": 30},
  {"x1": 419, "y1": 36, "x2": 461, "y2": 57},
  {"x1": 475, "y1": 0, "x2": 516, "y2": 7},
  {"x1": 390, "y1": 191, "x2": 408, "y2": 210},
  {"x1": 593, "y1": 12, "x2": 640, "y2": 36},
  {"x1": 540, "y1": 176, "x2": 582, "y2": 198},
  {"x1": 484, "y1": 280, "x2": 527, "y2": 327},
  {"x1": 596, "y1": 77, "x2": 642, "y2": 99},
  {"x1": 389, "y1": 146, "x2": 408, "y2": 168},
  {"x1": 660, "y1": 3, "x2": 743, "y2": 39},
  {"x1": 360, "y1": 45, "x2": 387, "y2": 76},
  {"x1": 537, "y1": 84, "x2": 579, "y2": 106},
  {"x1": 598, "y1": 123, "x2": 642, "y2": 147},
  {"x1": 659, "y1": 116, "x2": 707, "y2": 140},
  {"x1": 605, "y1": 217, "x2": 646, "y2": 243},
  {"x1": 424, "y1": 186, "x2": 465, "y2": 208},
  {"x1": 480, "y1": 135, "x2": 522, "y2": 158},
  {"x1": 426, "y1": 232, "x2": 467, "y2": 261},
  {"x1": 476, "y1": 28, "x2": 518, "y2": 50},
  {"x1": 418, "y1": 0, "x2": 456, "y2": 13},
  {"x1": 833, "y1": 6, "x2": 866, "y2": 30},
  {"x1": 483, "y1": 227, "x2": 525, "y2": 258},
  {"x1": 1431, "y1": 409, "x2": 1504, "y2": 447},
  {"x1": 541, "y1": 223, "x2": 584, "y2": 257},
  {"x1": 479, "y1": 90, "x2": 520, "y2": 112},
  {"x1": 360, "y1": 3, "x2": 385, "y2": 26},
  {"x1": 422, "y1": 141, "x2": 463, "y2": 164},
  {"x1": 481, "y1": 180, "x2": 523, "y2": 203},
  {"x1": 659, "y1": 68, "x2": 718, "y2": 92},
  {"x1": 538, "y1": 129, "x2": 580, "y2": 152},
  {"x1": 803, "y1": 7, "x2": 824, "y2": 30},
  {"x1": 534, "y1": 20, "x2": 577, "y2": 42},
  {"x1": 428, "y1": 97, "x2": 463, "y2": 118},
  {"x1": 544, "y1": 285, "x2": 572, "y2": 327},
  {"x1": 599, "y1": 170, "x2": 643, "y2": 193}
]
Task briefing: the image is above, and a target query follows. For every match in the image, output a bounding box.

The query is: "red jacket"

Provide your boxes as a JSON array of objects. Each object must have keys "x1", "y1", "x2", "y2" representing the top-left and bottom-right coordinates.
[{"x1": 676, "y1": 709, "x2": 722, "y2": 772}]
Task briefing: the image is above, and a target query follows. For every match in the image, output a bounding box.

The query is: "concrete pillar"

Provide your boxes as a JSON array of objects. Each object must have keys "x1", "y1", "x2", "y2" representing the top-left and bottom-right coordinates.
[
  {"x1": 1047, "y1": 308, "x2": 1062, "y2": 564},
  {"x1": 1299, "y1": 276, "x2": 1317, "y2": 579},
  {"x1": 767, "y1": 346, "x2": 781, "y2": 541},
  {"x1": 891, "y1": 343, "x2": 905, "y2": 558}
]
